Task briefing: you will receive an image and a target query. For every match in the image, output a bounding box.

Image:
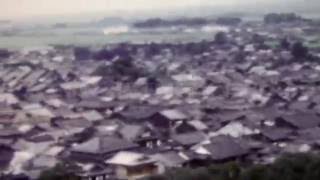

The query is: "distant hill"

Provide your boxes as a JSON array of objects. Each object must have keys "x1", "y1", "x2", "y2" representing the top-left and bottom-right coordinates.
[
  {"x1": 161, "y1": 1, "x2": 320, "y2": 19},
  {"x1": 0, "y1": 20, "x2": 11, "y2": 25},
  {"x1": 94, "y1": 17, "x2": 126, "y2": 27}
]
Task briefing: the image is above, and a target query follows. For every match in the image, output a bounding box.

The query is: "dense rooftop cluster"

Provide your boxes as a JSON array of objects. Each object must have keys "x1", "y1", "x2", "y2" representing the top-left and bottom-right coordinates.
[{"x1": 1, "y1": 17, "x2": 320, "y2": 180}]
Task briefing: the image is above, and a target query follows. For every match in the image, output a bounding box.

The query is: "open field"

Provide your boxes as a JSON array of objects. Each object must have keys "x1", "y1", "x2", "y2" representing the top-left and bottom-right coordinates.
[{"x1": 0, "y1": 31, "x2": 216, "y2": 49}]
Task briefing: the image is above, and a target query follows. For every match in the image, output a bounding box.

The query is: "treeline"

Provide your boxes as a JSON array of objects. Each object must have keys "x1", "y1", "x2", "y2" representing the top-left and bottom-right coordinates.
[
  {"x1": 133, "y1": 12, "x2": 309, "y2": 28},
  {"x1": 133, "y1": 17, "x2": 242, "y2": 28},
  {"x1": 264, "y1": 13, "x2": 309, "y2": 24},
  {"x1": 4, "y1": 153, "x2": 320, "y2": 180},
  {"x1": 133, "y1": 18, "x2": 209, "y2": 28},
  {"x1": 146, "y1": 153, "x2": 320, "y2": 180}
]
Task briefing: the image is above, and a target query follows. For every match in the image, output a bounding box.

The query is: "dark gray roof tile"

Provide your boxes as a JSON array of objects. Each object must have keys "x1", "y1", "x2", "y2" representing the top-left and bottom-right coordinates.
[
  {"x1": 172, "y1": 131, "x2": 206, "y2": 146},
  {"x1": 204, "y1": 135, "x2": 249, "y2": 161},
  {"x1": 72, "y1": 136, "x2": 139, "y2": 155}
]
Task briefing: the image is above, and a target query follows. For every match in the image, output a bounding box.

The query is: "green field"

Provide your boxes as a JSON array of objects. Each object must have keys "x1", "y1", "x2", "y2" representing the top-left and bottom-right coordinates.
[{"x1": 0, "y1": 32, "x2": 216, "y2": 50}]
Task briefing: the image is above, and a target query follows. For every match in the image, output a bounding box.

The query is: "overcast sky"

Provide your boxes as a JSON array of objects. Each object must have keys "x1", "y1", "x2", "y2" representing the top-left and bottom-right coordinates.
[{"x1": 0, "y1": 0, "x2": 312, "y2": 20}]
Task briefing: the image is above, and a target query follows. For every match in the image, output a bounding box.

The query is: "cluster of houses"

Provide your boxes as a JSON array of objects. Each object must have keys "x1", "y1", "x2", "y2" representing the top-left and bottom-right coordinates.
[{"x1": 1, "y1": 20, "x2": 320, "y2": 180}]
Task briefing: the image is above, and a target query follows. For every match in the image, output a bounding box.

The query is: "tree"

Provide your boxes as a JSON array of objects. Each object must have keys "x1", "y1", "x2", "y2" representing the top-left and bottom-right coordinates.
[
  {"x1": 304, "y1": 157, "x2": 320, "y2": 180},
  {"x1": 94, "y1": 55, "x2": 145, "y2": 83},
  {"x1": 214, "y1": 31, "x2": 228, "y2": 45},
  {"x1": 74, "y1": 47, "x2": 91, "y2": 61},
  {"x1": 240, "y1": 165, "x2": 270, "y2": 180},
  {"x1": 170, "y1": 168, "x2": 194, "y2": 180},
  {"x1": 191, "y1": 168, "x2": 212, "y2": 180},
  {"x1": 280, "y1": 38, "x2": 291, "y2": 50},
  {"x1": 216, "y1": 17, "x2": 242, "y2": 26},
  {"x1": 184, "y1": 41, "x2": 210, "y2": 55},
  {"x1": 38, "y1": 163, "x2": 80, "y2": 180},
  {"x1": 291, "y1": 42, "x2": 308, "y2": 59},
  {"x1": 147, "y1": 76, "x2": 159, "y2": 91},
  {"x1": 93, "y1": 49, "x2": 115, "y2": 60},
  {"x1": 0, "y1": 49, "x2": 11, "y2": 59},
  {"x1": 145, "y1": 153, "x2": 320, "y2": 180},
  {"x1": 145, "y1": 43, "x2": 161, "y2": 57},
  {"x1": 264, "y1": 13, "x2": 304, "y2": 24},
  {"x1": 270, "y1": 153, "x2": 313, "y2": 180},
  {"x1": 147, "y1": 175, "x2": 168, "y2": 180},
  {"x1": 208, "y1": 162, "x2": 241, "y2": 180},
  {"x1": 252, "y1": 34, "x2": 265, "y2": 45}
]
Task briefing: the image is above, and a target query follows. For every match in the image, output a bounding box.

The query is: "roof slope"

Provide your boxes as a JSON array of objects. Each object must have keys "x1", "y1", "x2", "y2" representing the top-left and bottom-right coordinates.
[
  {"x1": 204, "y1": 135, "x2": 249, "y2": 161},
  {"x1": 72, "y1": 136, "x2": 138, "y2": 154}
]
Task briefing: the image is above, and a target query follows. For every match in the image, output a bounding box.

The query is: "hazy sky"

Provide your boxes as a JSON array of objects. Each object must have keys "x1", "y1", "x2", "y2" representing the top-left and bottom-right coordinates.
[
  {"x1": 0, "y1": 0, "x2": 269, "y2": 19},
  {"x1": 0, "y1": 0, "x2": 312, "y2": 20}
]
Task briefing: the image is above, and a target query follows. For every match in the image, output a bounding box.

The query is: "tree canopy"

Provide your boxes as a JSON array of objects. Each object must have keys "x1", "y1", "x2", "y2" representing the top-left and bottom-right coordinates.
[{"x1": 146, "y1": 153, "x2": 320, "y2": 180}]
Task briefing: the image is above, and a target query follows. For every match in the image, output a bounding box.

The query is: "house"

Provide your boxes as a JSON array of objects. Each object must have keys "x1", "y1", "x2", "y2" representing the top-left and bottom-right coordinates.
[
  {"x1": 26, "y1": 134, "x2": 55, "y2": 143},
  {"x1": 23, "y1": 125, "x2": 47, "y2": 139},
  {"x1": 152, "y1": 151, "x2": 189, "y2": 169},
  {"x1": 60, "y1": 81, "x2": 88, "y2": 92},
  {"x1": 298, "y1": 127, "x2": 320, "y2": 141},
  {"x1": 62, "y1": 127, "x2": 95, "y2": 145},
  {"x1": 53, "y1": 108, "x2": 81, "y2": 119},
  {"x1": 148, "y1": 109, "x2": 188, "y2": 130},
  {"x1": 178, "y1": 150, "x2": 211, "y2": 168},
  {"x1": 118, "y1": 124, "x2": 163, "y2": 149},
  {"x1": 116, "y1": 105, "x2": 160, "y2": 123},
  {"x1": 195, "y1": 135, "x2": 249, "y2": 162},
  {"x1": 258, "y1": 127, "x2": 293, "y2": 142},
  {"x1": 0, "y1": 93, "x2": 19, "y2": 105},
  {"x1": 0, "y1": 107, "x2": 16, "y2": 125},
  {"x1": 213, "y1": 121, "x2": 256, "y2": 138},
  {"x1": 0, "y1": 145, "x2": 14, "y2": 170},
  {"x1": 106, "y1": 151, "x2": 159, "y2": 180},
  {"x1": 0, "y1": 138, "x2": 14, "y2": 146},
  {"x1": 52, "y1": 118, "x2": 93, "y2": 129},
  {"x1": 119, "y1": 124, "x2": 144, "y2": 141},
  {"x1": 77, "y1": 99, "x2": 116, "y2": 111},
  {"x1": 22, "y1": 104, "x2": 55, "y2": 123},
  {"x1": 276, "y1": 112, "x2": 320, "y2": 129},
  {"x1": 171, "y1": 131, "x2": 206, "y2": 148},
  {"x1": 25, "y1": 155, "x2": 58, "y2": 178},
  {"x1": 173, "y1": 121, "x2": 197, "y2": 134},
  {"x1": 187, "y1": 120, "x2": 209, "y2": 132},
  {"x1": 21, "y1": 69, "x2": 47, "y2": 89},
  {"x1": 217, "y1": 110, "x2": 246, "y2": 124},
  {"x1": 0, "y1": 127, "x2": 22, "y2": 140},
  {"x1": 82, "y1": 110, "x2": 104, "y2": 122},
  {"x1": 71, "y1": 136, "x2": 139, "y2": 162},
  {"x1": 45, "y1": 98, "x2": 66, "y2": 109},
  {"x1": 289, "y1": 101, "x2": 313, "y2": 112}
]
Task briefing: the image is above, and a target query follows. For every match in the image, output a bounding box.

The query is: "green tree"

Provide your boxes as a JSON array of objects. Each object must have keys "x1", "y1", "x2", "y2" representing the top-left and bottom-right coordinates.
[
  {"x1": 190, "y1": 167, "x2": 212, "y2": 180},
  {"x1": 241, "y1": 165, "x2": 270, "y2": 180},
  {"x1": 38, "y1": 164, "x2": 79, "y2": 180},
  {"x1": 304, "y1": 157, "x2": 320, "y2": 180},
  {"x1": 146, "y1": 153, "x2": 320, "y2": 180},
  {"x1": 214, "y1": 31, "x2": 228, "y2": 45},
  {"x1": 270, "y1": 153, "x2": 313, "y2": 180},
  {"x1": 208, "y1": 162, "x2": 240, "y2": 180}
]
